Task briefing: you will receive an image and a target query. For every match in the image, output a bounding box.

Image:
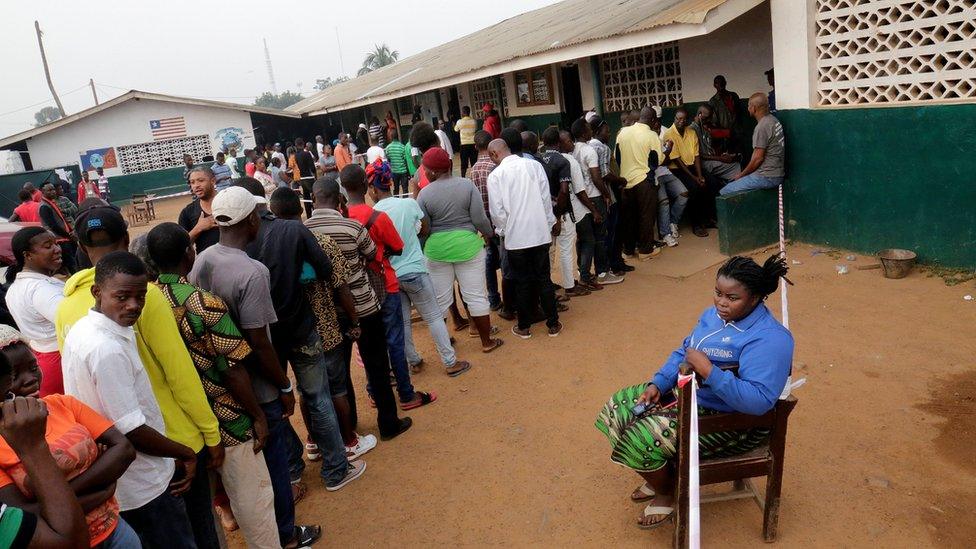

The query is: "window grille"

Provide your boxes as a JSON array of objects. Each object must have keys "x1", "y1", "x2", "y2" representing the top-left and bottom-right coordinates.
[
  {"x1": 600, "y1": 42, "x2": 683, "y2": 112},
  {"x1": 816, "y1": 0, "x2": 976, "y2": 106},
  {"x1": 116, "y1": 135, "x2": 212, "y2": 175},
  {"x1": 470, "y1": 76, "x2": 507, "y2": 118}
]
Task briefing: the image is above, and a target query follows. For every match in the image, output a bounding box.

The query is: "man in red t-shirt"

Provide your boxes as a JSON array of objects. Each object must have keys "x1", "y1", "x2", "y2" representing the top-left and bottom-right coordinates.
[
  {"x1": 339, "y1": 163, "x2": 435, "y2": 411},
  {"x1": 9, "y1": 190, "x2": 40, "y2": 223}
]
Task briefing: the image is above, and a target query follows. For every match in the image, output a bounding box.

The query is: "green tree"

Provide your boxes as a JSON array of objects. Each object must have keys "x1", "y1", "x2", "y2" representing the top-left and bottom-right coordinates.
[
  {"x1": 358, "y1": 44, "x2": 399, "y2": 76},
  {"x1": 254, "y1": 90, "x2": 305, "y2": 109},
  {"x1": 33, "y1": 106, "x2": 62, "y2": 127},
  {"x1": 314, "y1": 76, "x2": 349, "y2": 91}
]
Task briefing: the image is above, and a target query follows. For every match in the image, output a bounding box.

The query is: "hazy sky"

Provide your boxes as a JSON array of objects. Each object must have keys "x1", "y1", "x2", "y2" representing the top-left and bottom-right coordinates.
[{"x1": 0, "y1": 0, "x2": 560, "y2": 137}]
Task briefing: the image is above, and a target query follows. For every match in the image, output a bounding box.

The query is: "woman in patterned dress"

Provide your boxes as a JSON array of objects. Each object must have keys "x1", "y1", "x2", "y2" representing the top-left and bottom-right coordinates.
[{"x1": 596, "y1": 254, "x2": 793, "y2": 530}]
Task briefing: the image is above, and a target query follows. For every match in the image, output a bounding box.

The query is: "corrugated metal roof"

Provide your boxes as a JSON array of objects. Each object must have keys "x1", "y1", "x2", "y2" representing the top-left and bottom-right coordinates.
[
  {"x1": 0, "y1": 90, "x2": 299, "y2": 148},
  {"x1": 289, "y1": 0, "x2": 730, "y2": 115}
]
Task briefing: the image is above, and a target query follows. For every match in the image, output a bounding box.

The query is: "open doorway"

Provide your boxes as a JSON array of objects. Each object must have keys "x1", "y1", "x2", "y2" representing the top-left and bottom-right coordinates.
[{"x1": 560, "y1": 64, "x2": 583, "y2": 128}]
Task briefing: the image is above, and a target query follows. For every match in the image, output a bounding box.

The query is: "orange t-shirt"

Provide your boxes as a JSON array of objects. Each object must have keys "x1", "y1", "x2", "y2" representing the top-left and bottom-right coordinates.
[
  {"x1": 0, "y1": 395, "x2": 117, "y2": 546},
  {"x1": 335, "y1": 145, "x2": 352, "y2": 171}
]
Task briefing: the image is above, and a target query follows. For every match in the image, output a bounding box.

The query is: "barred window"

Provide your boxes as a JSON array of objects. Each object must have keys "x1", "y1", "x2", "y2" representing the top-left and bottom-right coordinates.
[
  {"x1": 116, "y1": 135, "x2": 212, "y2": 175},
  {"x1": 470, "y1": 76, "x2": 507, "y2": 119},
  {"x1": 816, "y1": 0, "x2": 976, "y2": 106},
  {"x1": 600, "y1": 42, "x2": 682, "y2": 113}
]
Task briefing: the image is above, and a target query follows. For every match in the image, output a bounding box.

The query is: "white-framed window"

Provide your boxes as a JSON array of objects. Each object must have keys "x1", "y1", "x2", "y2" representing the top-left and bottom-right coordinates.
[
  {"x1": 470, "y1": 76, "x2": 507, "y2": 118},
  {"x1": 116, "y1": 134, "x2": 212, "y2": 175},
  {"x1": 600, "y1": 42, "x2": 683, "y2": 113},
  {"x1": 816, "y1": 0, "x2": 976, "y2": 106}
]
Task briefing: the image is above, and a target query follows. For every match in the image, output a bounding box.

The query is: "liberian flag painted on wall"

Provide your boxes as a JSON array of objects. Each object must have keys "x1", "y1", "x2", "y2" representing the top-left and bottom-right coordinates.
[{"x1": 149, "y1": 117, "x2": 187, "y2": 140}]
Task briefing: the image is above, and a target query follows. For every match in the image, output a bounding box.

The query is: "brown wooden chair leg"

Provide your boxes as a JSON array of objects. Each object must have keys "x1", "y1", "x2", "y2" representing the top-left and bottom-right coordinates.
[{"x1": 763, "y1": 420, "x2": 792, "y2": 542}]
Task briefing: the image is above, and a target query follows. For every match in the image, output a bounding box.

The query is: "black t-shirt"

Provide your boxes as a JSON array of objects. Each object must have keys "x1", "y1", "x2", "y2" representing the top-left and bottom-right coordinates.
[
  {"x1": 540, "y1": 150, "x2": 571, "y2": 199},
  {"x1": 178, "y1": 200, "x2": 220, "y2": 252},
  {"x1": 296, "y1": 151, "x2": 316, "y2": 179}
]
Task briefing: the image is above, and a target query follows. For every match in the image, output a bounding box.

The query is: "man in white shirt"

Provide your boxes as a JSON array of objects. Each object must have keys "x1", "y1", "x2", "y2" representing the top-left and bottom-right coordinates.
[
  {"x1": 62, "y1": 250, "x2": 199, "y2": 547},
  {"x1": 434, "y1": 121, "x2": 454, "y2": 159},
  {"x1": 315, "y1": 135, "x2": 325, "y2": 157},
  {"x1": 487, "y1": 137, "x2": 561, "y2": 339},
  {"x1": 365, "y1": 136, "x2": 387, "y2": 164}
]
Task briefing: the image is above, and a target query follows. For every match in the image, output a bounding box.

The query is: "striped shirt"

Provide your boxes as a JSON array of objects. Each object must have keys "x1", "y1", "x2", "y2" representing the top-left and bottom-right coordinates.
[
  {"x1": 304, "y1": 208, "x2": 380, "y2": 317},
  {"x1": 385, "y1": 141, "x2": 409, "y2": 174},
  {"x1": 454, "y1": 116, "x2": 477, "y2": 145}
]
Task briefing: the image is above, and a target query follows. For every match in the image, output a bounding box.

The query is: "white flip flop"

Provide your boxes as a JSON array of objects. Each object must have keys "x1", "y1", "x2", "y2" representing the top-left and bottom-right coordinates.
[
  {"x1": 638, "y1": 505, "x2": 674, "y2": 530},
  {"x1": 631, "y1": 482, "x2": 656, "y2": 502}
]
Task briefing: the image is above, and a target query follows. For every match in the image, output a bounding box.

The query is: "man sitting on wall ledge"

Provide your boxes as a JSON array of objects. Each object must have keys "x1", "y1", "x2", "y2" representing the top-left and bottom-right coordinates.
[
  {"x1": 690, "y1": 104, "x2": 741, "y2": 184},
  {"x1": 719, "y1": 93, "x2": 785, "y2": 196}
]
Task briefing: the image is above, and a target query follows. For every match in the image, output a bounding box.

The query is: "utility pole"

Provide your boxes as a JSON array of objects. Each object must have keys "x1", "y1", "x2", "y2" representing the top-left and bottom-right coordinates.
[
  {"x1": 334, "y1": 27, "x2": 346, "y2": 77},
  {"x1": 89, "y1": 78, "x2": 99, "y2": 105},
  {"x1": 263, "y1": 38, "x2": 278, "y2": 94},
  {"x1": 35, "y1": 21, "x2": 65, "y2": 117}
]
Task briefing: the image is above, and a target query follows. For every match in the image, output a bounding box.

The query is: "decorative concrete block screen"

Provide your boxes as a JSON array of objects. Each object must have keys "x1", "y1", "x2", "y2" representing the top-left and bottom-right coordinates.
[
  {"x1": 816, "y1": 0, "x2": 976, "y2": 106},
  {"x1": 600, "y1": 42, "x2": 683, "y2": 112},
  {"x1": 117, "y1": 134, "x2": 212, "y2": 175},
  {"x1": 470, "y1": 76, "x2": 507, "y2": 118}
]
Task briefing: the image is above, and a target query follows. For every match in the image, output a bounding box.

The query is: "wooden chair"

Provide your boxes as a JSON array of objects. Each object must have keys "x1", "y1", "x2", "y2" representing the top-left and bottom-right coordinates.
[
  {"x1": 131, "y1": 194, "x2": 151, "y2": 224},
  {"x1": 673, "y1": 366, "x2": 798, "y2": 546}
]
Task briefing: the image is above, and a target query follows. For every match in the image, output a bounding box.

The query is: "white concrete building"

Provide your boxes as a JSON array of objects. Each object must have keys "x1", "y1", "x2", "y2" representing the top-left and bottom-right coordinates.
[{"x1": 0, "y1": 91, "x2": 297, "y2": 176}]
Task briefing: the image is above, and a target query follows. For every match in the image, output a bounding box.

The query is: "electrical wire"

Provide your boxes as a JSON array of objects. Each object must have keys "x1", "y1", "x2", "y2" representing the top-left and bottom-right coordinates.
[{"x1": 0, "y1": 83, "x2": 91, "y2": 118}]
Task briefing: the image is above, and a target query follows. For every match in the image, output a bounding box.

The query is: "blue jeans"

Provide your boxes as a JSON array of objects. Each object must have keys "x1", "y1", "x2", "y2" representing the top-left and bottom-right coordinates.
[
  {"x1": 719, "y1": 174, "x2": 784, "y2": 195},
  {"x1": 98, "y1": 519, "x2": 141, "y2": 549},
  {"x1": 485, "y1": 237, "x2": 501, "y2": 307},
  {"x1": 260, "y1": 399, "x2": 296, "y2": 546},
  {"x1": 398, "y1": 272, "x2": 456, "y2": 368},
  {"x1": 380, "y1": 292, "x2": 416, "y2": 402},
  {"x1": 284, "y1": 329, "x2": 349, "y2": 485},
  {"x1": 657, "y1": 171, "x2": 689, "y2": 236},
  {"x1": 120, "y1": 488, "x2": 196, "y2": 549}
]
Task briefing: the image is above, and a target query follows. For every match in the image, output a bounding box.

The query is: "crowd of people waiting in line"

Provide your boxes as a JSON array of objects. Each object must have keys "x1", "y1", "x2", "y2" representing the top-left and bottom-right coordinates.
[{"x1": 0, "y1": 72, "x2": 787, "y2": 546}]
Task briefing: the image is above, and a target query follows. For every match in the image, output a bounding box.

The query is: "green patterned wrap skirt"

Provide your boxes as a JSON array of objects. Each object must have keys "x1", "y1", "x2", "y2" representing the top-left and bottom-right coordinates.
[{"x1": 595, "y1": 383, "x2": 770, "y2": 472}]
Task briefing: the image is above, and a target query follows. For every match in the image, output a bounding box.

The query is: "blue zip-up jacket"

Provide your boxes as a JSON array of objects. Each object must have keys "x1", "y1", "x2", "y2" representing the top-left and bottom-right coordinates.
[{"x1": 651, "y1": 304, "x2": 793, "y2": 415}]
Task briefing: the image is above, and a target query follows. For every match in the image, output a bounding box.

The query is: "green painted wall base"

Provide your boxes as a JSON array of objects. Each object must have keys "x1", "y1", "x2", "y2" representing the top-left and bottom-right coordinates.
[
  {"x1": 778, "y1": 105, "x2": 976, "y2": 269},
  {"x1": 716, "y1": 187, "x2": 782, "y2": 256}
]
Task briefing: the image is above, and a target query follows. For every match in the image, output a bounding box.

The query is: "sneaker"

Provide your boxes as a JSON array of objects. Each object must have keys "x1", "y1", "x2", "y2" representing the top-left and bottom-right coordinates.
[
  {"x1": 664, "y1": 234, "x2": 679, "y2": 247},
  {"x1": 305, "y1": 441, "x2": 322, "y2": 462},
  {"x1": 597, "y1": 272, "x2": 625, "y2": 285},
  {"x1": 547, "y1": 321, "x2": 563, "y2": 337},
  {"x1": 638, "y1": 248, "x2": 662, "y2": 261},
  {"x1": 670, "y1": 223, "x2": 680, "y2": 238},
  {"x1": 325, "y1": 459, "x2": 367, "y2": 491},
  {"x1": 512, "y1": 325, "x2": 532, "y2": 339},
  {"x1": 345, "y1": 433, "x2": 377, "y2": 460}
]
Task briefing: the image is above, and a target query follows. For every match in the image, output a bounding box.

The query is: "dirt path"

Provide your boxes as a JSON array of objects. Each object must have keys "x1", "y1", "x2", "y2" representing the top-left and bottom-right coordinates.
[{"x1": 141, "y1": 196, "x2": 976, "y2": 547}]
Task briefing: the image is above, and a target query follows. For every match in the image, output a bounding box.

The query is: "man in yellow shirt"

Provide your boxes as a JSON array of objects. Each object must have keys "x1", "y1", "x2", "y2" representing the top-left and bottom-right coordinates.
[
  {"x1": 55, "y1": 204, "x2": 223, "y2": 549},
  {"x1": 614, "y1": 106, "x2": 667, "y2": 260},
  {"x1": 664, "y1": 106, "x2": 713, "y2": 238},
  {"x1": 454, "y1": 106, "x2": 478, "y2": 177}
]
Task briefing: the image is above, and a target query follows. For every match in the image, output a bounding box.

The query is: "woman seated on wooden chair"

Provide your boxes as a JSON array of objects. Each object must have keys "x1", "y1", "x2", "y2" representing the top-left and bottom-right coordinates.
[{"x1": 596, "y1": 254, "x2": 793, "y2": 530}]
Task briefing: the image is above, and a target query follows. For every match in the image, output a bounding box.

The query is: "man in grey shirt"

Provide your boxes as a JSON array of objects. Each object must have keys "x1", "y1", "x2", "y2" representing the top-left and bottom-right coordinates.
[
  {"x1": 188, "y1": 186, "x2": 323, "y2": 548},
  {"x1": 719, "y1": 92, "x2": 786, "y2": 195}
]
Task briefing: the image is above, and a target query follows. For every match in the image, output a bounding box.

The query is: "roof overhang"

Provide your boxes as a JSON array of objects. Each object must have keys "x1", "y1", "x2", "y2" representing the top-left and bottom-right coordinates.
[
  {"x1": 0, "y1": 90, "x2": 299, "y2": 149},
  {"x1": 297, "y1": 0, "x2": 763, "y2": 117}
]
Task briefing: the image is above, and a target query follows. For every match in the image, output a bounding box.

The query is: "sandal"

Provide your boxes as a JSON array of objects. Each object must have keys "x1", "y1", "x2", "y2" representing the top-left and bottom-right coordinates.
[
  {"x1": 638, "y1": 505, "x2": 674, "y2": 530},
  {"x1": 482, "y1": 338, "x2": 505, "y2": 353},
  {"x1": 287, "y1": 525, "x2": 322, "y2": 548},
  {"x1": 291, "y1": 482, "x2": 307, "y2": 506},
  {"x1": 631, "y1": 483, "x2": 656, "y2": 502},
  {"x1": 401, "y1": 391, "x2": 437, "y2": 410},
  {"x1": 446, "y1": 360, "x2": 472, "y2": 377},
  {"x1": 556, "y1": 302, "x2": 569, "y2": 312},
  {"x1": 453, "y1": 320, "x2": 470, "y2": 332},
  {"x1": 470, "y1": 325, "x2": 500, "y2": 338},
  {"x1": 409, "y1": 359, "x2": 425, "y2": 374}
]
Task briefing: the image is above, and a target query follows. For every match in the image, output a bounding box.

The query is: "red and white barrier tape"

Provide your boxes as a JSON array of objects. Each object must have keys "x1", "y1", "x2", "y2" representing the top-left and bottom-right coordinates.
[{"x1": 678, "y1": 373, "x2": 700, "y2": 549}]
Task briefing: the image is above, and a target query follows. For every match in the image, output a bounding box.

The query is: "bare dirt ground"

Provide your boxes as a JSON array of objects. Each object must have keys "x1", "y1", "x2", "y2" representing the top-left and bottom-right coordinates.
[{"x1": 137, "y1": 196, "x2": 976, "y2": 548}]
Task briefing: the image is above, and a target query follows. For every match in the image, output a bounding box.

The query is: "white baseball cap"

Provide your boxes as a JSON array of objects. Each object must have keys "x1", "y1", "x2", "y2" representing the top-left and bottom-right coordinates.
[{"x1": 212, "y1": 186, "x2": 262, "y2": 227}]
